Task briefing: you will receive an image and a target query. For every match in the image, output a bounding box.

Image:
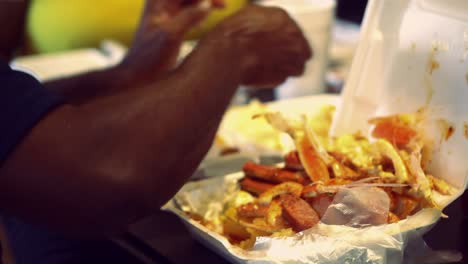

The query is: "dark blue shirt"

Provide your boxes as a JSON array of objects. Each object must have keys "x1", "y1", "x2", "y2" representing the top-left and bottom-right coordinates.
[
  {"x1": 0, "y1": 61, "x2": 141, "y2": 264},
  {"x1": 0, "y1": 61, "x2": 62, "y2": 165}
]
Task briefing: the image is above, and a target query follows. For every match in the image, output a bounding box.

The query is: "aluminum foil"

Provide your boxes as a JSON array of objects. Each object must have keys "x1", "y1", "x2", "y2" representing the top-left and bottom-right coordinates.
[{"x1": 163, "y1": 169, "x2": 462, "y2": 264}]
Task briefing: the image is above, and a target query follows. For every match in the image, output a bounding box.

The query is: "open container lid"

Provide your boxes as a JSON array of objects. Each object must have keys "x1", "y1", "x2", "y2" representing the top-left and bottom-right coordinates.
[{"x1": 332, "y1": 0, "x2": 468, "y2": 192}]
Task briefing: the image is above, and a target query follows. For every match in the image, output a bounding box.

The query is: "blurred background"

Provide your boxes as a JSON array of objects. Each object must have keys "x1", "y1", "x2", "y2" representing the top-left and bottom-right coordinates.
[
  {"x1": 13, "y1": 0, "x2": 369, "y2": 102},
  {"x1": 336, "y1": 0, "x2": 368, "y2": 23}
]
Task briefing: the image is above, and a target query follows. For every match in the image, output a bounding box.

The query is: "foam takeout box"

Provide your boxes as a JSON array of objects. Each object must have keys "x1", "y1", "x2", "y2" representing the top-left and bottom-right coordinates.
[{"x1": 332, "y1": 0, "x2": 468, "y2": 192}]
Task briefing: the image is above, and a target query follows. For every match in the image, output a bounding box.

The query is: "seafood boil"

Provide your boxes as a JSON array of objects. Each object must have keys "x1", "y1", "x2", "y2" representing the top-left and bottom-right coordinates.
[{"x1": 185, "y1": 106, "x2": 454, "y2": 250}]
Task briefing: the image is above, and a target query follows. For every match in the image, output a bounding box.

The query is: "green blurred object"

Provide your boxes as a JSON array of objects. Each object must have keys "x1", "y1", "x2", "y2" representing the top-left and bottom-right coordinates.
[
  {"x1": 185, "y1": 0, "x2": 248, "y2": 40},
  {"x1": 27, "y1": 0, "x2": 144, "y2": 54}
]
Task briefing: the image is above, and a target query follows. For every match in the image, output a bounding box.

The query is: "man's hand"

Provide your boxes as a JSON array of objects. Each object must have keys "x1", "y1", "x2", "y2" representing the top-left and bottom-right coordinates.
[
  {"x1": 121, "y1": 0, "x2": 224, "y2": 82},
  {"x1": 45, "y1": 0, "x2": 225, "y2": 104},
  {"x1": 203, "y1": 5, "x2": 312, "y2": 88}
]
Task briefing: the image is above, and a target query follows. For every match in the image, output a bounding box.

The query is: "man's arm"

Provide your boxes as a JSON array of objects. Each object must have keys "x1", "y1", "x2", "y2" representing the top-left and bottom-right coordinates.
[
  {"x1": 0, "y1": 36, "x2": 242, "y2": 237},
  {"x1": 45, "y1": 0, "x2": 212, "y2": 105},
  {"x1": 0, "y1": 6, "x2": 311, "y2": 237},
  {"x1": 0, "y1": 0, "x2": 30, "y2": 60}
]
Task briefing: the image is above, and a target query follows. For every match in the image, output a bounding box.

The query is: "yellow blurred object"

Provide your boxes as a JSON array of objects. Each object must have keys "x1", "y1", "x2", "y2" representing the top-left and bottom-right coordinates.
[
  {"x1": 27, "y1": 0, "x2": 144, "y2": 54},
  {"x1": 218, "y1": 100, "x2": 290, "y2": 152},
  {"x1": 186, "y1": 0, "x2": 248, "y2": 40},
  {"x1": 217, "y1": 103, "x2": 339, "y2": 155},
  {"x1": 307, "y1": 105, "x2": 336, "y2": 145}
]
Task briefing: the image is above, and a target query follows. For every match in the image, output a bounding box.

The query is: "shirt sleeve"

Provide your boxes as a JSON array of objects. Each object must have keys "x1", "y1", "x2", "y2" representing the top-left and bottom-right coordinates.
[{"x1": 0, "y1": 61, "x2": 63, "y2": 166}]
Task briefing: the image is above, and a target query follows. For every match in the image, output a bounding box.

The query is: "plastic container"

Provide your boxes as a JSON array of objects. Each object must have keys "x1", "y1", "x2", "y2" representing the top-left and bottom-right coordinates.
[
  {"x1": 332, "y1": 0, "x2": 468, "y2": 191},
  {"x1": 259, "y1": 0, "x2": 336, "y2": 99}
]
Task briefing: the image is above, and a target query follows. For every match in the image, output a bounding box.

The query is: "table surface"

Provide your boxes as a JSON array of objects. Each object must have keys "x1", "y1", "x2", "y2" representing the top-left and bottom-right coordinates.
[{"x1": 122, "y1": 191, "x2": 468, "y2": 264}]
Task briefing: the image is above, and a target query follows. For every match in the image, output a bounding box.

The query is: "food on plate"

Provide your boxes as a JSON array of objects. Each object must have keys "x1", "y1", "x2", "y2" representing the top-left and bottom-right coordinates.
[
  {"x1": 188, "y1": 106, "x2": 455, "y2": 250},
  {"x1": 213, "y1": 101, "x2": 338, "y2": 157},
  {"x1": 214, "y1": 100, "x2": 296, "y2": 156}
]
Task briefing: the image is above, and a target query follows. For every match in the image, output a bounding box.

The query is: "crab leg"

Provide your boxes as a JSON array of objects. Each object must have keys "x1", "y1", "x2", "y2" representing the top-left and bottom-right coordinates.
[
  {"x1": 262, "y1": 112, "x2": 330, "y2": 183},
  {"x1": 374, "y1": 139, "x2": 409, "y2": 183},
  {"x1": 296, "y1": 135, "x2": 330, "y2": 183}
]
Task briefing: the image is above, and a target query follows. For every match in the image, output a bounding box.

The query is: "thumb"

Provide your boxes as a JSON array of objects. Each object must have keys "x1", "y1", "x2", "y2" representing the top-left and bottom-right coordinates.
[{"x1": 145, "y1": 0, "x2": 183, "y2": 16}]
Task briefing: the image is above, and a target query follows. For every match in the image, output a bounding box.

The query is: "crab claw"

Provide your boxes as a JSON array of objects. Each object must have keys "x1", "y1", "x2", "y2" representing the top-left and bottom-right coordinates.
[
  {"x1": 296, "y1": 135, "x2": 330, "y2": 183},
  {"x1": 374, "y1": 139, "x2": 409, "y2": 183},
  {"x1": 262, "y1": 112, "x2": 331, "y2": 183}
]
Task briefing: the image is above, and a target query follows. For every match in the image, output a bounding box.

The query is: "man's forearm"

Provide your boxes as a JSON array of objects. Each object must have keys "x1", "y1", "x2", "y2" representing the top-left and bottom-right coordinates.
[
  {"x1": 81, "y1": 37, "x2": 243, "y2": 209},
  {"x1": 43, "y1": 32, "x2": 171, "y2": 105},
  {"x1": 44, "y1": 65, "x2": 136, "y2": 105},
  {"x1": 0, "y1": 37, "x2": 243, "y2": 236}
]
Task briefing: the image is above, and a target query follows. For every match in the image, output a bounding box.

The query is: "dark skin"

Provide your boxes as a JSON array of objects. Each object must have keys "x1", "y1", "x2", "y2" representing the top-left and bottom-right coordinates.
[
  {"x1": 0, "y1": 0, "x2": 311, "y2": 237},
  {"x1": 0, "y1": 0, "x2": 29, "y2": 61}
]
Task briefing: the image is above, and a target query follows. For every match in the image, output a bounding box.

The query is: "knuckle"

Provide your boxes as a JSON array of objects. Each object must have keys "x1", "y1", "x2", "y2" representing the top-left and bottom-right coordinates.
[
  {"x1": 290, "y1": 25, "x2": 302, "y2": 34},
  {"x1": 296, "y1": 65, "x2": 306, "y2": 76},
  {"x1": 268, "y1": 7, "x2": 289, "y2": 17},
  {"x1": 287, "y1": 65, "x2": 304, "y2": 77},
  {"x1": 283, "y1": 25, "x2": 301, "y2": 36},
  {"x1": 306, "y1": 47, "x2": 313, "y2": 59}
]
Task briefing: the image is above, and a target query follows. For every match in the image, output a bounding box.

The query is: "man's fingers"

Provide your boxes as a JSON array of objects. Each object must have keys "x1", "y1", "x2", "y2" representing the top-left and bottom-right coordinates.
[
  {"x1": 181, "y1": 0, "x2": 225, "y2": 8},
  {"x1": 146, "y1": 0, "x2": 223, "y2": 16},
  {"x1": 164, "y1": 5, "x2": 210, "y2": 36},
  {"x1": 145, "y1": 0, "x2": 184, "y2": 16},
  {"x1": 181, "y1": 0, "x2": 202, "y2": 6},
  {"x1": 144, "y1": 0, "x2": 225, "y2": 31},
  {"x1": 211, "y1": 0, "x2": 226, "y2": 8}
]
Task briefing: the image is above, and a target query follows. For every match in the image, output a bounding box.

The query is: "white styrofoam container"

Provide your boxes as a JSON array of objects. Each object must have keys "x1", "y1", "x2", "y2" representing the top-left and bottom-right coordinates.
[{"x1": 332, "y1": 0, "x2": 468, "y2": 191}]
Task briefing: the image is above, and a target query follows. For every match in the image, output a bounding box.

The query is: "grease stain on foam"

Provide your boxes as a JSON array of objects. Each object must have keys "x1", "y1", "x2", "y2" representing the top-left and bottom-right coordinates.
[
  {"x1": 423, "y1": 74, "x2": 434, "y2": 105},
  {"x1": 428, "y1": 46, "x2": 441, "y2": 75},
  {"x1": 465, "y1": 73, "x2": 468, "y2": 86},
  {"x1": 424, "y1": 46, "x2": 442, "y2": 106},
  {"x1": 428, "y1": 60, "x2": 440, "y2": 74},
  {"x1": 464, "y1": 123, "x2": 468, "y2": 139},
  {"x1": 436, "y1": 119, "x2": 455, "y2": 142},
  {"x1": 431, "y1": 40, "x2": 449, "y2": 54},
  {"x1": 416, "y1": 107, "x2": 428, "y2": 115},
  {"x1": 410, "y1": 42, "x2": 417, "y2": 53},
  {"x1": 464, "y1": 30, "x2": 468, "y2": 60},
  {"x1": 421, "y1": 141, "x2": 435, "y2": 168},
  {"x1": 395, "y1": 96, "x2": 402, "y2": 104}
]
